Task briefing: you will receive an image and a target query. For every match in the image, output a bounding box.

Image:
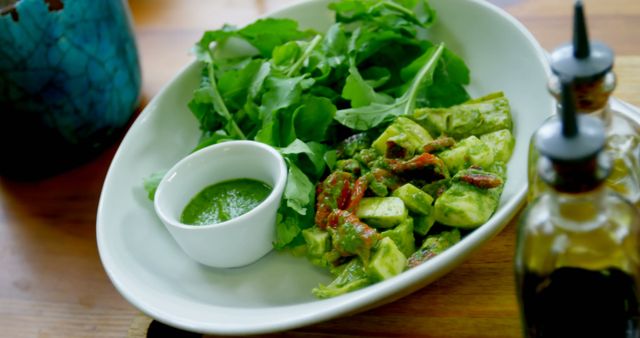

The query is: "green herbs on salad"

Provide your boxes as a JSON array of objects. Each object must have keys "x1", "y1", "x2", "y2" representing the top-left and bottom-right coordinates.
[{"x1": 144, "y1": 0, "x2": 515, "y2": 298}]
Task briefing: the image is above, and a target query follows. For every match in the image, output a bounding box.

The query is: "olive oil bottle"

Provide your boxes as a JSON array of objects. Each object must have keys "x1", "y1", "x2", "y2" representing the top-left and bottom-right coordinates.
[
  {"x1": 527, "y1": 0, "x2": 640, "y2": 205},
  {"x1": 515, "y1": 79, "x2": 640, "y2": 338}
]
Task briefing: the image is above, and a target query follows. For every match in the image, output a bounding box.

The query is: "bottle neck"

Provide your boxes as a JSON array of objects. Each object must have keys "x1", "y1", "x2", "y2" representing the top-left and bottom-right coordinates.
[
  {"x1": 537, "y1": 155, "x2": 610, "y2": 194},
  {"x1": 548, "y1": 71, "x2": 616, "y2": 125},
  {"x1": 548, "y1": 185, "x2": 608, "y2": 232}
]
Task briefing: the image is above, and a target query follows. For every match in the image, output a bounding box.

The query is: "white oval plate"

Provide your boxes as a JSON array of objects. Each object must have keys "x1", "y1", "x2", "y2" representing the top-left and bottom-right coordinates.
[{"x1": 97, "y1": 0, "x2": 553, "y2": 334}]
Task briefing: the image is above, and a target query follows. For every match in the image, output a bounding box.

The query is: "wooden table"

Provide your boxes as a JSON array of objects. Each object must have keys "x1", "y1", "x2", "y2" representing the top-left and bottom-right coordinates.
[{"x1": 1, "y1": 0, "x2": 639, "y2": 337}]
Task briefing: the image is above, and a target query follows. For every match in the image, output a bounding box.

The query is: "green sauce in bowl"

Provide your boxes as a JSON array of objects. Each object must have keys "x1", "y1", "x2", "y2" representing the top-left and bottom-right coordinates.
[{"x1": 180, "y1": 178, "x2": 272, "y2": 226}]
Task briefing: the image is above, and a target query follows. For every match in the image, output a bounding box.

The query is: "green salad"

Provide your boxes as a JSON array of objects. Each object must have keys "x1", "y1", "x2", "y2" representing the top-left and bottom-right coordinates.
[{"x1": 144, "y1": 0, "x2": 515, "y2": 298}]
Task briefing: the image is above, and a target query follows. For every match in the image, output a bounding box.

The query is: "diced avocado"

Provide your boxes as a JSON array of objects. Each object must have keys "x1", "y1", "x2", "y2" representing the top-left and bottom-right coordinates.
[
  {"x1": 302, "y1": 227, "x2": 330, "y2": 259},
  {"x1": 480, "y1": 129, "x2": 515, "y2": 163},
  {"x1": 392, "y1": 183, "x2": 434, "y2": 215},
  {"x1": 474, "y1": 93, "x2": 512, "y2": 136},
  {"x1": 486, "y1": 161, "x2": 507, "y2": 179},
  {"x1": 381, "y1": 217, "x2": 416, "y2": 257},
  {"x1": 312, "y1": 258, "x2": 370, "y2": 298},
  {"x1": 411, "y1": 92, "x2": 512, "y2": 140},
  {"x1": 367, "y1": 237, "x2": 407, "y2": 281},
  {"x1": 408, "y1": 228, "x2": 461, "y2": 268},
  {"x1": 437, "y1": 141, "x2": 469, "y2": 174},
  {"x1": 412, "y1": 107, "x2": 449, "y2": 137},
  {"x1": 372, "y1": 117, "x2": 433, "y2": 156},
  {"x1": 467, "y1": 136, "x2": 494, "y2": 169},
  {"x1": 433, "y1": 169, "x2": 502, "y2": 228},
  {"x1": 356, "y1": 197, "x2": 408, "y2": 228},
  {"x1": 448, "y1": 108, "x2": 482, "y2": 139},
  {"x1": 414, "y1": 212, "x2": 436, "y2": 236},
  {"x1": 438, "y1": 136, "x2": 494, "y2": 174}
]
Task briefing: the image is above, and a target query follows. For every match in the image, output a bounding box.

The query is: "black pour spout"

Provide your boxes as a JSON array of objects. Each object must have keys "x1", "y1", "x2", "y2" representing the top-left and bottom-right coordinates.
[
  {"x1": 550, "y1": 0, "x2": 614, "y2": 81},
  {"x1": 536, "y1": 77, "x2": 605, "y2": 163}
]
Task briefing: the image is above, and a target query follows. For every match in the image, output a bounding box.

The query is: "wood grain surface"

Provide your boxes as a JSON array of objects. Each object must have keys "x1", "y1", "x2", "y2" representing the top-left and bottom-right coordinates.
[{"x1": 1, "y1": 0, "x2": 639, "y2": 337}]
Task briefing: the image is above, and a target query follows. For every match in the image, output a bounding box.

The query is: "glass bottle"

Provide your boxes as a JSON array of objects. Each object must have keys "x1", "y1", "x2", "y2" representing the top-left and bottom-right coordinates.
[
  {"x1": 516, "y1": 79, "x2": 640, "y2": 338},
  {"x1": 527, "y1": 0, "x2": 640, "y2": 205}
]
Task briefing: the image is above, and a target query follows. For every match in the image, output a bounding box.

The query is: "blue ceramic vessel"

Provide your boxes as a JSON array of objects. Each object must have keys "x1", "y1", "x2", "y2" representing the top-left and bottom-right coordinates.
[{"x1": 0, "y1": 0, "x2": 141, "y2": 178}]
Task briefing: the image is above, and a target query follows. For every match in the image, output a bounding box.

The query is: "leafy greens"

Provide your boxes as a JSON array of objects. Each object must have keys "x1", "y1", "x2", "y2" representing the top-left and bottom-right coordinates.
[{"x1": 145, "y1": 0, "x2": 471, "y2": 250}]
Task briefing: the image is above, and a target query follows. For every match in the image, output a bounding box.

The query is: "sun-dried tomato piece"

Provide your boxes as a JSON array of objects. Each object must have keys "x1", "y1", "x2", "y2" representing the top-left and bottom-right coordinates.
[{"x1": 459, "y1": 173, "x2": 502, "y2": 189}]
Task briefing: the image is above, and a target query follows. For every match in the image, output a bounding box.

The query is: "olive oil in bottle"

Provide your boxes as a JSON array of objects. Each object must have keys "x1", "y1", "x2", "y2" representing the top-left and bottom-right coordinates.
[
  {"x1": 515, "y1": 79, "x2": 640, "y2": 338},
  {"x1": 527, "y1": 0, "x2": 640, "y2": 205}
]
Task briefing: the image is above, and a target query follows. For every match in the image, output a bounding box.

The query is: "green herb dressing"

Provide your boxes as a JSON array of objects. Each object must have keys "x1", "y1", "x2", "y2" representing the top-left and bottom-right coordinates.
[{"x1": 180, "y1": 178, "x2": 272, "y2": 226}]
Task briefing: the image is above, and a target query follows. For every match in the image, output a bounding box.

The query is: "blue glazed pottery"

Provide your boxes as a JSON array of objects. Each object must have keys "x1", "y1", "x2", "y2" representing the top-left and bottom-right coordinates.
[{"x1": 0, "y1": 0, "x2": 141, "y2": 179}]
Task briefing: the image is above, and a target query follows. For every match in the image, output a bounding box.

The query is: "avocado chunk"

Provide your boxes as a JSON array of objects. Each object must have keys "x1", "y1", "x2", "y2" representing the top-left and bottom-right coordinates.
[
  {"x1": 372, "y1": 117, "x2": 433, "y2": 157},
  {"x1": 392, "y1": 183, "x2": 434, "y2": 215},
  {"x1": 438, "y1": 135, "x2": 494, "y2": 174},
  {"x1": 480, "y1": 129, "x2": 515, "y2": 163},
  {"x1": 367, "y1": 237, "x2": 407, "y2": 281},
  {"x1": 381, "y1": 217, "x2": 416, "y2": 257},
  {"x1": 302, "y1": 227, "x2": 330, "y2": 260},
  {"x1": 312, "y1": 258, "x2": 370, "y2": 298},
  {"x1": 356, "y1": 197, "x2": 408, "y2": 228},
  {"x1": 408, "y1": 228, "x2": 461, "y2": 268},
  {"x1": 414, "y1": 212, "x2": 436, "y2": 236},
  {"x1": 434, "y1": 169, "x2": 503, "y2": 228},
  {"x1": 412, "y1": 92, "x2": 512, "y2": 139}
]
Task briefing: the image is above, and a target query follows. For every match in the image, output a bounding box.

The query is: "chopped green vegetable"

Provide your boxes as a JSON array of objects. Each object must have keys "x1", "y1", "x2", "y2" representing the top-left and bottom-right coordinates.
[
  {"x1": 480, "y1": 129, "x2": 515, "y2": 163},
  {"x1": 368, "y1": 237, "x2": 407, "y2": 281},
  {"x1": 371, "y1": 117, "x2": 433, "y2": 157},
  {"x1": 302, "y1": 227, "x2": 331, "y2": 267},
  {"x1": 381, "y1": 217, "x2": 416, "y2": 257},
  {"x1": 356, "y1": 197, "x2": 408, "y2": 228},
  {"x1": 434, "y1": 168, "x2": 503, "y2": 228},
  {"x1": 392, "y1": 183, "x2": 434, "y2": 215},
  {"x1": 438, "y1": 135, "x2": 494, "y2": 174},
  {"x1": 412, "y1": 91, "x2": 511, "y2": 139},
  {"x1": 408, "y1": 228, "x2": 461, "y2": 267},
  {"x1": 413, "y1": 213, "x2": 436, "y2": 236}
]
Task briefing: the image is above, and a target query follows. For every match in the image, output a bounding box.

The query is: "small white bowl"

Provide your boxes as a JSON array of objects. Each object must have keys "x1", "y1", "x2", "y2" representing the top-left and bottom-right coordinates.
[{"x1": 153, "y1": 141, "x2": 287, "y2": 268}]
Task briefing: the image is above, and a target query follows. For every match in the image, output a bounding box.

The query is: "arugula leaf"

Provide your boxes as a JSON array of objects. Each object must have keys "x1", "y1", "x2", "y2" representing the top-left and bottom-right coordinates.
[
  {"x1": 143, "y1": 170, "x2": 167, "y2": 201},
  {"x1": 293, "y1": 95, "x2": 336, "y2": 142},
  {"x1": 192, "y1": 130, "x2": 232, "y2": 152},
  {"x1": 195, "y1": 55, "x2": 247, "y2": 139},
  {"x1": 407, "y1": 47, "x2": 470, "y2": 107},
  {"x1": 342, "y1": 65, "x2": 394, "y2": 108},
  {"x1": 324, "y1": 150, "x2": 338, "y2": 170},
  {"x1": 279, "y1": 139, "x2": 328, "y2": 179},
  {"x1": 279, "y1": 138, "x2": 313, "y2": 155},
  {"x1": 238, "y1": 18, "x2": 315, "y2": 58},
  {"x1": 188, "y1": 82, "x2": 224, "y2": 132},
  {"x1": 274, "y1": 35, "x2": 323, "y2": 77},
  {"x1": 300, "y1": 142, "x2": 329, "y2": 178},
  {"x1": 361, "y1": 66, "x2": 391, "y2": 88},
  {"x1": 255, "y1": 76, "x2": 307, "y2": 145},
  {"x1": 334, "y1": 43, "x2": 444, "y2": 130},
  {"x1": 260, "y1": 76, "x2": 306, "y2": 115},
  {"x1": 283, "y1": 159, "x2": 315, "y2": 215},
  {"x1": 274, "y1": 208, "x2": 303, "y2": 249},
  {"x1": 193, "y1": 24, "x2": 236, "y2": 62},
  {"x1": 217, "y1": 59, "x2": 265, "y2": 111}
]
